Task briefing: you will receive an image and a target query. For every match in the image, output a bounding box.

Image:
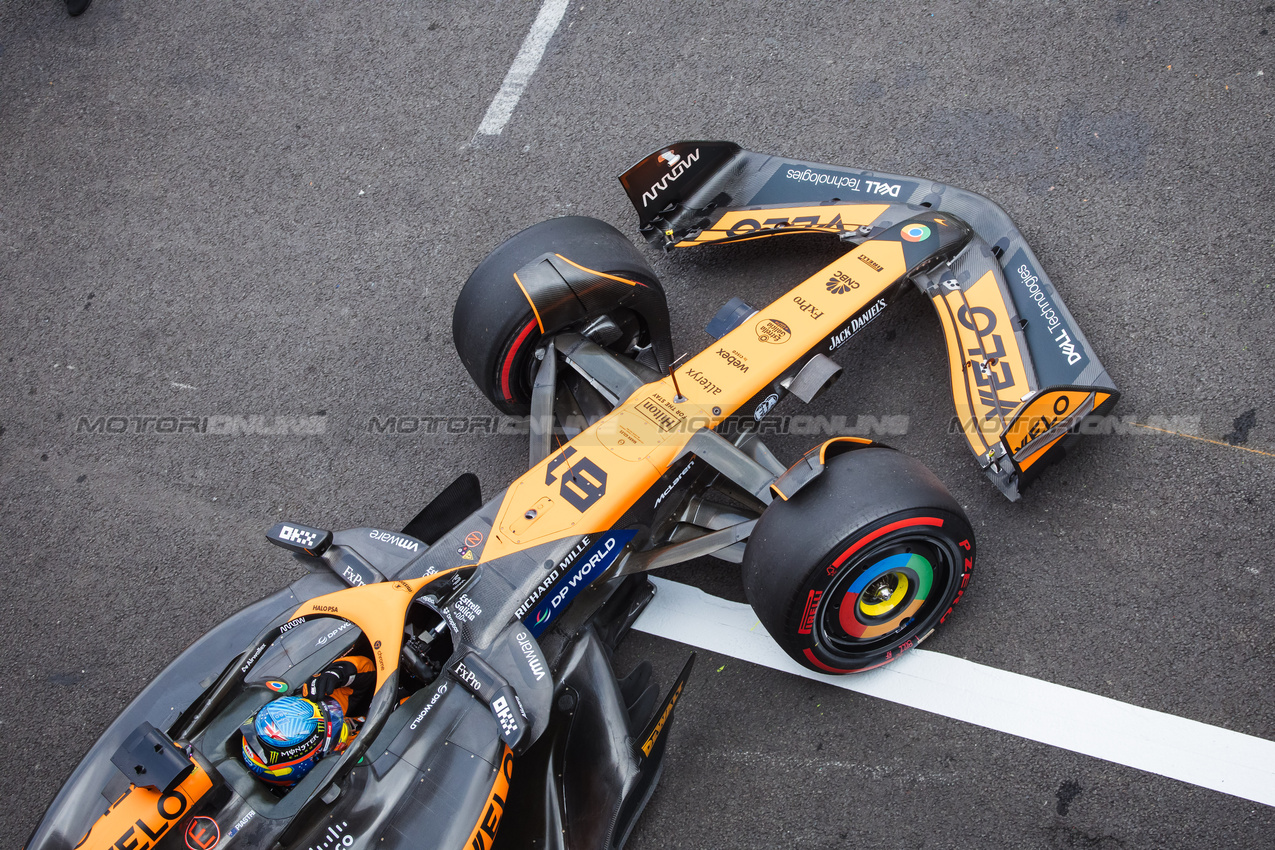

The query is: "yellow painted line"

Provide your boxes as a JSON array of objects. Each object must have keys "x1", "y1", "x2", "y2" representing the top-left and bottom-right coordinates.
[{"x1": 1131, "y1": 424, "x2": 1275, "y2": 459}]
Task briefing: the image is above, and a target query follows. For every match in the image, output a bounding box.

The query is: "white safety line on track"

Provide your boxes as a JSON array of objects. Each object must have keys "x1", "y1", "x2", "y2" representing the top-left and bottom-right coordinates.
[
  {"x1": 633, "y1": 577, "x2": 1275, "y2": 808},
  {"x1": 475, "y1": 0, "x2": 570, "y2": 137}
]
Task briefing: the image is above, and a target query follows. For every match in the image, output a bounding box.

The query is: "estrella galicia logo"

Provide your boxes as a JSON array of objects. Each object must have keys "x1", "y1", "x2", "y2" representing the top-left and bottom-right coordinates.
[{"x1": 526, "y1": 530, "x2": 637, "y2": 637}]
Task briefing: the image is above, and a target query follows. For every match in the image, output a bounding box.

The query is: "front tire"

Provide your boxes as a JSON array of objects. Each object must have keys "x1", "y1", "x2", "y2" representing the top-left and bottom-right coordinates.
[
  {"x1": 452, "y1": 216, "x2": 667, "y2": 415},
  {"x1": 742, "y1": 447, "x2": 975, "y2": 673}
]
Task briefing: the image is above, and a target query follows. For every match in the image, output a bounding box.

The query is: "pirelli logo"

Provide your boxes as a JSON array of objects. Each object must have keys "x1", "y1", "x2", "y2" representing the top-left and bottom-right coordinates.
[{"x1": 798, "y1": 590, "x2": 822, "y2": 634}]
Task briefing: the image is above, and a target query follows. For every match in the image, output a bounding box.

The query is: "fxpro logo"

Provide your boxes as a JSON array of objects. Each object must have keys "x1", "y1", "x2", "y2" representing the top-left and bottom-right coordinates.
[
  {"x1": 452, "y1": 661, "x2": 482, "y2": 693},
  {"x1": 642, "y1": 148, "x2": 701, "y2": 207}
]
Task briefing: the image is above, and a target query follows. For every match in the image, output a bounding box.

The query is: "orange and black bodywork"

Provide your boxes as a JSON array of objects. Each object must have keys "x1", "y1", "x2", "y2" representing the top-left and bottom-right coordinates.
[
  {"x1": 27, "y1": 513, "x2": 693, "y2": 850},
  {"x1": 620, "y1": 141, "x2": 1119, "y2": 499},
  {"x1": 29, "y1": 144, "x2": 1116, "y2": 850}
]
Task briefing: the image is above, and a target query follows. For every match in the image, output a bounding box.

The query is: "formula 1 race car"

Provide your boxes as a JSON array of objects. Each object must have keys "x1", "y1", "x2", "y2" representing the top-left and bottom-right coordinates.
[{"x1": 26, "y1": 142, "x2": 1117, "y2": 850}]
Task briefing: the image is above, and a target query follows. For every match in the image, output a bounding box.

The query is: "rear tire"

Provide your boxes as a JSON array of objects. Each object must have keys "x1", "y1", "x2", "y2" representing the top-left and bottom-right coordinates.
[
  {"x1": 452, "y1": 216, "x2": 666, "y2": 415},
  {"x1": 742, "y1": 447, "x2": 975, "y2": 673}
]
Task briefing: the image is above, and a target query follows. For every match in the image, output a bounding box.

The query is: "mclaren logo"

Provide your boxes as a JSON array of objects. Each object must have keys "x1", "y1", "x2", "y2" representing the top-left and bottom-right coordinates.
[
  {"x1": 652, "y1": 459, "x2": 696, "y2": 509},
  {"x1": 642, "y1": 148, "x2": 701, "y2": 208}
]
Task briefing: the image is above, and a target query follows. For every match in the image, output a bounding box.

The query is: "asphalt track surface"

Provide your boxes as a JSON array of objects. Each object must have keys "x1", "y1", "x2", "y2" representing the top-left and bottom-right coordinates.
[{"x1": 2, "y1": 1, "x2": 1273, "y2": 848}]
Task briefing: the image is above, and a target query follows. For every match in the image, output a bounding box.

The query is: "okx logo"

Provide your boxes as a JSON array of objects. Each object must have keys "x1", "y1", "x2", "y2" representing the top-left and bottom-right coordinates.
[{"x1": 280, "y1": 525, "x2": 317, "y2": 548}]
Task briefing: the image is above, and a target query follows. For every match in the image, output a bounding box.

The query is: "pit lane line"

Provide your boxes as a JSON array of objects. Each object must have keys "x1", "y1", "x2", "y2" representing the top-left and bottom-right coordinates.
[
  {"x1": 633, "y1": 577, "x2": 1275, "y2": 808},
  {"x1": 475, "y1": 0, "x2": 570, "y2": 137}
]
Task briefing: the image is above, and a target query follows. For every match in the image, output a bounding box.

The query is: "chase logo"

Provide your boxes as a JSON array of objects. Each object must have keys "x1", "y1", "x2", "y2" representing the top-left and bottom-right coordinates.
[{"x1": 280, "y1": 525, "x2": 317, "y2": 548}]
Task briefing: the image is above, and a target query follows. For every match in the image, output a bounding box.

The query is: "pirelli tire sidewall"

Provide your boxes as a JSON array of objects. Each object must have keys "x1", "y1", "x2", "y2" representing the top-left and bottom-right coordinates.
[
  {"x1": 742, "y1": 448, "x2": 975, "y2": 674},
  {"x1": 452, "y1": 216, "x2": 666, "y2": 416}
]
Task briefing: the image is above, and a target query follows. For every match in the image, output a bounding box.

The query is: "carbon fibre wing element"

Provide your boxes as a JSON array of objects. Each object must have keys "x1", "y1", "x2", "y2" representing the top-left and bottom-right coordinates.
[{"x1": 620, "y1": 142, "x2": 1119, "y2": 499}]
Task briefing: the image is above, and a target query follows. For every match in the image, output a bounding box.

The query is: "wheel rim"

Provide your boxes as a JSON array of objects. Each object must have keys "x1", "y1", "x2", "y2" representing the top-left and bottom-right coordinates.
[
  {"x1": 818, "y1": 533, "x2": 956, "y2": 655},
  {"x1": 497, "y1": 307, "x2": 648, "y2": 409}
]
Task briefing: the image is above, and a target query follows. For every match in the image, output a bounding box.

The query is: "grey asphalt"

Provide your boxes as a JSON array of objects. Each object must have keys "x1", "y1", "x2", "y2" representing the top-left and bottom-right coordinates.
[{"x1": 2, "y1": 1, "x2": 1273, "y2": 847}]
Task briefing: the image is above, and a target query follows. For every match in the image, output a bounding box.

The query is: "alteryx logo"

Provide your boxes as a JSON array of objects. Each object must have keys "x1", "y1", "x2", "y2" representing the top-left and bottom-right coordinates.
[{"x1": 525, "y1": 530, "x2": 637, "y2": 637}]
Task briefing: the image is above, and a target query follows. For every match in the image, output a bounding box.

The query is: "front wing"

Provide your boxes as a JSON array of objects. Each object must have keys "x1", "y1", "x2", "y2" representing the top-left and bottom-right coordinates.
[{"x1": 620, "y1": 142, "x2": 1119, "y2": 499}]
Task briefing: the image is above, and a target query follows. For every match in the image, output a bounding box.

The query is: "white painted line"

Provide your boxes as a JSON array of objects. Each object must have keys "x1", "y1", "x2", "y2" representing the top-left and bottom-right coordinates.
[
  {"x1": 476, "y1": 0, "x2": 570, "y2": 136},
  {"x1": 633, "y1": 577, "x2": 1275, "y2": 808}
]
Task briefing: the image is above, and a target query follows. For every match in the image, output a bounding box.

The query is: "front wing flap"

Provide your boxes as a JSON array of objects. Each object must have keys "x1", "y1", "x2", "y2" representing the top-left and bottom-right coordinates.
[{"x1": 620, "y1": 142, "x2": 1119, "y2": 499}]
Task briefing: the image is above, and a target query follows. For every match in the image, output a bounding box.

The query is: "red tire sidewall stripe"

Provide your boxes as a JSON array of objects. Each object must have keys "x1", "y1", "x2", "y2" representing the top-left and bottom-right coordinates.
[
  {"x1": 802, "y1": 648, "x2": 853, "y2": 674},
  {"x1": 828, "y1": 516, "x2": 945, "y2": 573},
  {"x1": 802, "y1": 647, "x2": 895, "y2": 675},
  {"x1": 803, "y1": 515, "x2": 952, "y2": 672},
  {"x1": 500, "y1": 319, "x2": 539, "y2": 402}
]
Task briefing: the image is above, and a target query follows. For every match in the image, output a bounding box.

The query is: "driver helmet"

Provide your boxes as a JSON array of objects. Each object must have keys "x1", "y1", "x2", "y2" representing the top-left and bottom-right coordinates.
[{"x1": 241, "y1": 696, "x2": 353, "y2": 786}]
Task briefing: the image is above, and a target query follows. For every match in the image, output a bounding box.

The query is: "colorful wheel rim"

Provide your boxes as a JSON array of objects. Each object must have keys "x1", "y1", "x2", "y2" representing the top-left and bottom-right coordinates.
[
  {"x1": 837, "y1": 551, "x2": 934, "y2": 638},
  {"x1": 856, "y1": 569, "x2": 910, "y2": 618},
  {"x1": 817, "y1": 532, "x2": 956, "y2": 656}
]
